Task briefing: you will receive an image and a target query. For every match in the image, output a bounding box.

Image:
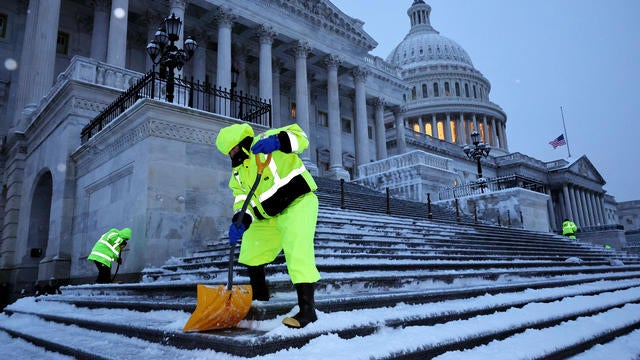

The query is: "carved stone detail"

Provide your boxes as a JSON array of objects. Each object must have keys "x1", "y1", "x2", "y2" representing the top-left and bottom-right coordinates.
[
  {"x1": 352, "y1": 67, "x2": 368, "y2": 83},
  {"x1": 256, "y1": 24, "x2": 276, "y2": 45},
  {"x1": 215, "y1": 7, "x2": 237, "y2": 27},
  {"x1": 294, "y1": 40, "x2": 311, "y2": 59},
  {"x1": 324, "y1": 54, "x2": 342, "y2": 70}
]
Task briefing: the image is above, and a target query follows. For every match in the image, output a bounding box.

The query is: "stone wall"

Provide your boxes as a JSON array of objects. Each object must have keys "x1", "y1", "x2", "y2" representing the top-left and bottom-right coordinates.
[
  {"x1": 70, "y1": 99, "x2": 268, "y2": 279},
  {"x1": 434, "y1": 187, "x2": 551, "y2": 232}
]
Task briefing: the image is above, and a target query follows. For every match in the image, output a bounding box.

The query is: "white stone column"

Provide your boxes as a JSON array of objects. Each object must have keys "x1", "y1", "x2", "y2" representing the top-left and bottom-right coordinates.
[
  {"x1": 598, "y1": 194, "x2": 607, "y2": 225},
  {"x1": 90, "y1": 0, "x2": 110, "y2": 62},
  {"x1": 11, "y1": 0, "x2": 39, "y2": 128},
  {"x1": 491, "y1": 118, "x2": 499, "y2": 148},
  {"x1": 374, "y1": 97, "x2": 387, "y2": 160},
  {"x1": 562, "y1": 185, "x2": 573, "y2": 221},
  {"x1": 572, "y1": 187, "x2": 585, "y2": 227},
  {"x1": 256, "y1": 25, "x2": 275, "y2": 103},
  {"x1": 597, "y1": 193, "x2": 606, "y2": 225},
  {"x1": 191, "y1": 31, "x2": 207, "y2": 82},
  {"x1": 395, "y1": 109, "x2": 407, "y2": 154},
  {"x1": 501, "y1": 122, "x2": 509, "y2": 150},
  {"x1": 294, "y1": 41, "x2": 315, "y2": 173},
  {"x1": 444, "y1": 113, "x2": 452, "y2": 142},
  {"x1": 587, "y1": 191, "x2": 602, "y2": 226},
  {"x1": 21, "y1": 0, "x2": 61, "y2": 121},
  {"x1": 458, "y1": 113, "x2": 466, "y2": 144},
  {"x1": 482, "y1": 115, "x2": 489, "y2": 144},
  {"x1": 106, "y1": 0, "x2": 129, "y2": 67},
  {"x1": 582, "y1": 190, "x2": 592, "y2": 227},
  {"x1": 325, "y1": 55, "x2": 348, "y2": 180},
  {"x1": 215, "y1": 8, "x2": 235, "y2": 91},
  {"x1": 568, "y1": 186, "x2": 579, "y2": 225},
  {"x1": 472, "y1": 114, "x2": 478, "y2": 133},
  {"x1": 431, "y1": 114, "x2": 438, "y2": 139},
  {"x1": 352, "y1": 67, "x2": 369, "y2": 170},
  {"x1": 271, "y1": 60, "x2": 282, "y2": 128}
]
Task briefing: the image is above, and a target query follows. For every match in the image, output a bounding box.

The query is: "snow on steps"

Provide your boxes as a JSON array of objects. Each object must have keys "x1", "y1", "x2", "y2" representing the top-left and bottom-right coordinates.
[
  {"x1": 3, "y1": 279, "x2": 640, "y2": 359},
  {"x1": 2, "y1": 204, "x2": 640, "y2": 358}
]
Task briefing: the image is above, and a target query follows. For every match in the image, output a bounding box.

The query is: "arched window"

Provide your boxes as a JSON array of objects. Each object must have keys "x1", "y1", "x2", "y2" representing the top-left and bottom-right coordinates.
[
  {"x1": 425, "y1": 122, "x2": 433, "y2": 136},
  {"x1": 473, "y1": 85, "x2": 477, "y2": 98},
  {"x1": 455, "y1": 82, "x2": 461, "y2": 96},
  {"x1": 422, "y1": 84, "x2": 428, "y2": 98},
  {"x1": 411, "y1": 86, "x2": 417, "y2": 100},
  {"x1": 444, "y1": 82, "x2": 450, "y2": 96},
  {"x1": 433, "y1": 82, "x2": 439, "y2": 97},
  {"x1": 465, "y1": 84, "x2": 469, "y2": 97}
]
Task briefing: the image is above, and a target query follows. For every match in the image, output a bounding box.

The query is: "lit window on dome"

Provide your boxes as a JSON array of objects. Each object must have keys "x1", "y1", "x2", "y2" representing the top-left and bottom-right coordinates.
[{"x1": 425, "y1": 123, "x2": 433, "y2": 136}]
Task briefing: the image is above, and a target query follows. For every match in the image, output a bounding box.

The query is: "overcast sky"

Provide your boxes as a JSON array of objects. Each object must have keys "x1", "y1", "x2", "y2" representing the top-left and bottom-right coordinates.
[{"x1": 331, "y1": 0, "x2": 640, "y2": 202}]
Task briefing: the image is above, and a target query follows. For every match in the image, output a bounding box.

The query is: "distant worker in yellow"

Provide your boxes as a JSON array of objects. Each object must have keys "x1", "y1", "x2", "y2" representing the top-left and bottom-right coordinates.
[
  {"x1": 87, "y1": 228, "x2": 131, "y2": 283},
  {"x1": 562, "y1": 218, "x2": 578, "y2": 240}
]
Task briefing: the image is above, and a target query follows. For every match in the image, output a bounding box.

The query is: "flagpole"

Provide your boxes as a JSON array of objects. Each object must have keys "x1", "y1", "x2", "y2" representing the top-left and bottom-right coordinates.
[{"x1": 560, "y1": 106, "x2": 572, "y2": 158}]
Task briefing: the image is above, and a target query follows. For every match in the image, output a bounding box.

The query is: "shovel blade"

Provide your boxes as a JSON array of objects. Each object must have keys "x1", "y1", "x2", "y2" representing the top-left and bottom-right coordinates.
[{"x1": 183, "y1": 284, "x2": 253, "y2": 332}]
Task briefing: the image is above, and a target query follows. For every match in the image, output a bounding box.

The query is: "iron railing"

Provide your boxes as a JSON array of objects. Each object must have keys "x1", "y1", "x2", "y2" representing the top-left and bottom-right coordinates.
[
  {"x1": 438, "y1": 174, "x2": 546, "y2": 200},
  {"x1": 81, "y1": 71, "x2": 272, "y2": 144}
]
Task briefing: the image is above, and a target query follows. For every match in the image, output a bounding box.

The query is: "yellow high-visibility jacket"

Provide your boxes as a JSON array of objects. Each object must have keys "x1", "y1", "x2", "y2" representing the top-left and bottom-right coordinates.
[{"x1": 228, "y1": 124, "x2": 317, "y2": 229}]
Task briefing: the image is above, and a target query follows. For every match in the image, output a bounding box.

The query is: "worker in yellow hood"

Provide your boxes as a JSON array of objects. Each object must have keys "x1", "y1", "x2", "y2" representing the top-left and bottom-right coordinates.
[{"x1": 216, "y1": 123, "x2": 320, "y2": 329}]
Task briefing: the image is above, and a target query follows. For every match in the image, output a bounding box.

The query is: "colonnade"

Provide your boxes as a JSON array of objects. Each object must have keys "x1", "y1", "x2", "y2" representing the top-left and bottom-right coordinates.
[
  {"x1": 11, "y1": 0, "x2": 400, "y2": 179},
  {"x1": 558, "y1": 184, "x2": 607, "y2": 228},
  {"x1": 407, "y1": 112, "x2": 508, "y2": 150}
]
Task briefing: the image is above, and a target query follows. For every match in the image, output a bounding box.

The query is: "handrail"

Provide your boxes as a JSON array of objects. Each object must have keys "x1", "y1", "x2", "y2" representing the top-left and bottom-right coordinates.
[
  {"x1": 81, "y1": 71, "x2": 272, "y2": 144},
  {"x1": 438, "y1": 174, "x2": 546, "y2": 200}
]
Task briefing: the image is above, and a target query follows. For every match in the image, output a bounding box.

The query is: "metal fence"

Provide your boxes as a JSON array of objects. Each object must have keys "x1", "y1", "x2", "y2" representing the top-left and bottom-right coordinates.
[
  {"x1": 438, "y1": 174, "x2": 546, "y2": 200},
  {"x1": 81, "y1": 71, "x2": 272, "y2": 144}
]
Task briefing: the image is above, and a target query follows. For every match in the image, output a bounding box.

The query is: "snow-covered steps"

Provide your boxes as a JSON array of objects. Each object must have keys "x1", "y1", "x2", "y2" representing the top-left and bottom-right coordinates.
[{"x1": 4, "y1": 279, "x2": 640, "y2": 358}]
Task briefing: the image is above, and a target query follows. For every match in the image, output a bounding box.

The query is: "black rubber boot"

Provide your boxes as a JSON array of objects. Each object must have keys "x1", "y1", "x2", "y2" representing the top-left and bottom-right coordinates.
[
  {"x1": 282, "y1": 283, "x2": 317, "y2": 328},
  {"x1": 247, "y1": 265, "x2": 270, "y2": 301}
]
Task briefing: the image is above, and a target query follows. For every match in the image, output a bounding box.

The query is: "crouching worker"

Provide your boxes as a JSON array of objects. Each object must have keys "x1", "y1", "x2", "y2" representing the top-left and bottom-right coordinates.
[
  {"x1": 562, "y1": 218, "x2": 578, "y2": 240},
  {"x1": 87, "y1": 227, "x2": 131, "y2": 283},
  {"x1": 215, "y1": 123, "x2": 321, "y2": 329}
]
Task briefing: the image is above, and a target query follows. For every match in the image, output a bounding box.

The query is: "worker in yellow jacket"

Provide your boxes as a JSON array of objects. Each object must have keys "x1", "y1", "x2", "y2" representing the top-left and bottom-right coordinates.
[
  {"x1": 562, "y1": 219, "x2": 578, "y2": 239},
  {"x1": 87, "y1": 228, "x2": 131, "y2": 283},
  {"x1": 216, "y1": 123, "x2": 320, "y2": 329}
]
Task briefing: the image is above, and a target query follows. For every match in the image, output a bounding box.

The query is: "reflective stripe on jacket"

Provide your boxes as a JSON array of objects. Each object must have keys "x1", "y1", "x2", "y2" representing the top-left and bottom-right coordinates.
[{"x1": 228, "y1": 124, "x2": 317, "y2": 225}]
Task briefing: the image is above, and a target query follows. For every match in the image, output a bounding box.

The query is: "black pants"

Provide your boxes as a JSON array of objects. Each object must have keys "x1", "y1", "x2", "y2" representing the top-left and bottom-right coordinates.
[{"x1": 94, "y1": 261, "x2": 112, "y2": 284}]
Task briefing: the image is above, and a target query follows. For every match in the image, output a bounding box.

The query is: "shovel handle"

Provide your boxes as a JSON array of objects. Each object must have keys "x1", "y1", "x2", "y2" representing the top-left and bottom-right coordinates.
[{"x1": 228, "y1": 152, "x2": 273, "y2": 290}]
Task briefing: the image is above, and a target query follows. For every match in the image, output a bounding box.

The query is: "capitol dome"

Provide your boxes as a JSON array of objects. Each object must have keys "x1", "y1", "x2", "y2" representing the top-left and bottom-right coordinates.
[
  {"x1": 384, "y1": 1, "x2": 509, "y2": 157},
  {"x1": 386, "y1": 1, "x2": 473, "y2": 68}
]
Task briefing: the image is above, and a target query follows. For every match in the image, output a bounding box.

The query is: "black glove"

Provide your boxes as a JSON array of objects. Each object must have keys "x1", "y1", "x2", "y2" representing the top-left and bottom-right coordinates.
[{"x1": 117, "y1": 256, "x2": 122, "y2": 265}]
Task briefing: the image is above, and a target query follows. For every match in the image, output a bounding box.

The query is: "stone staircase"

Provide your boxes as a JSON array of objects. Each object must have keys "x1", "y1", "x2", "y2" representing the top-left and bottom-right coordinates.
[{"x1": 2, "y1": 187, "x2": 640, "y2": 358}]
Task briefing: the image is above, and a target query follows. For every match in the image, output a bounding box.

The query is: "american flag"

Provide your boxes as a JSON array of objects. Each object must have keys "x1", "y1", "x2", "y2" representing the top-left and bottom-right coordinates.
[{"x1": 549, "y1": 134, "x2": 567, "y2": 149}]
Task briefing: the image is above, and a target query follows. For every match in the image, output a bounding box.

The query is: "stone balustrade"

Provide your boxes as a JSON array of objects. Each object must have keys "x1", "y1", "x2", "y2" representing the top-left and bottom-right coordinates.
[{"x1": 358, "y1": 150, "x2": 452, "y2": 178}]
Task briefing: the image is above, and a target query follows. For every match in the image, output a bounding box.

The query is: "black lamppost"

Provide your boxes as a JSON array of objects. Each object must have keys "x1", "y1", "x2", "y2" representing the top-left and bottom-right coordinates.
[
  {"x1": 145, "y1": 13, "x2": 197, "y2": 103},
  {"x1": 463, "y1": 130, "x2": 491, "y2": 181}
]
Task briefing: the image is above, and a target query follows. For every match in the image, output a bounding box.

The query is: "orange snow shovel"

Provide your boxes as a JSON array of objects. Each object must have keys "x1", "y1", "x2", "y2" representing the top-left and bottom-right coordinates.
[{"x1": 183, "y1": 153, "x2": 272, "y2": 332}]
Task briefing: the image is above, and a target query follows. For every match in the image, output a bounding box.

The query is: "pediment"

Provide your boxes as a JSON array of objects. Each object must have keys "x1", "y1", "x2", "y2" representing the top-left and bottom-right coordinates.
[{"x1": 566, "y1": 156, "x2": 606, "y2": 184}]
